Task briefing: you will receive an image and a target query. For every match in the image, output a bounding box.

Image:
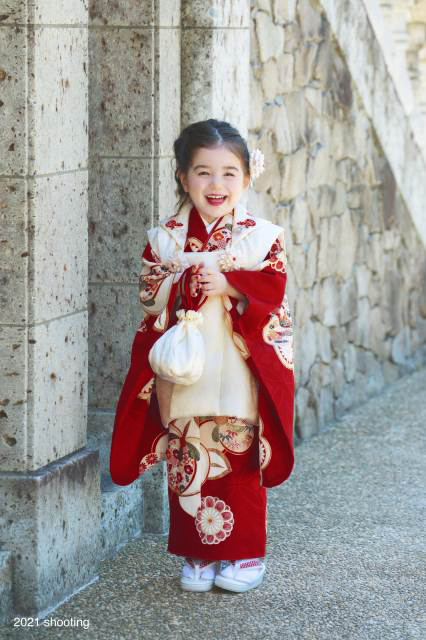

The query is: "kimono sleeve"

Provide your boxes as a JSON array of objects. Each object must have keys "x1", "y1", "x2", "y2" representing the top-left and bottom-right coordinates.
[
  {"x1": 138, "y1": 240, "x2": 176, "y2": 318},
  {"x1": 224, "y1": 229, "x2": 288, "y2": 337}
]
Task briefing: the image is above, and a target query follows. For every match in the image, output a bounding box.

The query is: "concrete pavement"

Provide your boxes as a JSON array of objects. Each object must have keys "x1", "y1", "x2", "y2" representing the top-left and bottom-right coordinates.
[{"x1": 1, "y1": 367, "x2": 425, "y2": 640}]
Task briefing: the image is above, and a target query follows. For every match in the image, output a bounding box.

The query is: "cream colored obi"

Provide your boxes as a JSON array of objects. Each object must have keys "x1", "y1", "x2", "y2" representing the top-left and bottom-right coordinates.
[{"x1": 155, "y1": 251, "x2": 259, "y2": 428}]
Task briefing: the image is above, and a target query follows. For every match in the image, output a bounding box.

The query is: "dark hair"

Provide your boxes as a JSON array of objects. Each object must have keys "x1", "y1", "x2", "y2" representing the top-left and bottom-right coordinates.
[{"x1": 172, "y1": 118, "x2": 250, "y2": 213}]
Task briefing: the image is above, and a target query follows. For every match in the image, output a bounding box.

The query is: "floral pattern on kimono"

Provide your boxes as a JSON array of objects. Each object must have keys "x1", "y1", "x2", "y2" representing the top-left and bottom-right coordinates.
[
  {"x1": 147, "y1": 417, "x2": 255, "y2": 515},
  {"x1": 196, "y1": 496, "x2": 235, "y2": 545},
  {"x1": 110, "y1": 201, "x2": 295, "y2": 497},
  {"x1": 185, "y1": 213, "x2": 233, "y2": 253},
  {"x1": 135, "y1": 214, "x2": 293, "y2": 494},
  {"x1": 267, "y1": 232, "x2": 287, "y2": 273},
  {"x1": 138, "y1": 244, "x2": 177, "y2": 313},
  {"x1": 262, "y1": 294, "x2": 294, "y2": 370},
  {"x1": 136, "y1": 376, "x2": 155, "y2": 401}
]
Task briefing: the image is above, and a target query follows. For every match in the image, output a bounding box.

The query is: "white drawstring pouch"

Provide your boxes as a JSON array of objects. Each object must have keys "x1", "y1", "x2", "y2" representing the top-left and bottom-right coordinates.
[{"x1": 148, "y1": 309, "x2": 205, "y2": 385}]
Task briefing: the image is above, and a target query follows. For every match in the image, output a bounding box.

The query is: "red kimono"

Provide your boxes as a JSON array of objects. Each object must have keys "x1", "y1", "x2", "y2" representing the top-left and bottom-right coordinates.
[{"x1": 109, "y1": 201, "x2": 295, "y2": 561}]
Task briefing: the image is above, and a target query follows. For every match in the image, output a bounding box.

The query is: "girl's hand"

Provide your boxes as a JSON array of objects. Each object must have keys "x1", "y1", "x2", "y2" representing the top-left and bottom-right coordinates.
[
  {"x1": 190, "y1": 262, "x2": 247, "y2": 302},
  {"x1": 196, "y1": 268, "x2": 229, "y2": 296},
  {"x1": 189, "y1": 264, "x2": 202, "y2": 297}
]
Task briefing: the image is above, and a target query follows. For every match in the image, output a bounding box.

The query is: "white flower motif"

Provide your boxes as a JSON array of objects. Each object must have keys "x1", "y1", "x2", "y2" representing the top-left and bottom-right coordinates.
[
  {"x1": 249, "y1": 148, "x2": 265, "y2": 186},
  {"x1": 195, "y1": 496, "x2": 234, "y2": 544},
  {"x1": 164, "y1": 259, "x2": 182, "y2": 273},
  {"x1": 217, "y1": 252, "x2": 240, "y2": 271},
  {"x1": 199, "y1": 507, "x2": 223, "y2": 534},
  {"x1": 163, "y1": 251, "x2": 189, "y2": 273}
]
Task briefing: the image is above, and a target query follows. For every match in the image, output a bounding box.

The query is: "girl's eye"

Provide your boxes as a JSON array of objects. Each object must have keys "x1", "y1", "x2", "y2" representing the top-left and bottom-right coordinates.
[{"x1": 198, "y1": 172, "x2": 236, "y2": 177}]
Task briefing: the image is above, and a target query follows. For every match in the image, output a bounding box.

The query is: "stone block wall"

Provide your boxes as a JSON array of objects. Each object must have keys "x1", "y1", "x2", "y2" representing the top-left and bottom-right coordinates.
[
  {"x1": 180, "y1": 0, "x2": 250, "y2": 133},
  {"x1": 87, "y1": 0, "x2": 181, "y2": 534},
  {"x1": 0, "y1": 0, "x2": 101, "y2": 620},
  {"x1": 248, "y1": 0, "x2": 426, "y2": 439},
  {"x1": 379, "y1": 0, "x2": 426, "y2": 137}
]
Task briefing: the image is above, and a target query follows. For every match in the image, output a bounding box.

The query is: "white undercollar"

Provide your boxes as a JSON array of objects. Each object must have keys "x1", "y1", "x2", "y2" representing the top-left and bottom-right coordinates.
[
  {"x1": 201, "y1": 216, "x2": 218, "y2": 232},
  {"x1": 199, "y1": 209, "x2": 234, "y2": 231}
]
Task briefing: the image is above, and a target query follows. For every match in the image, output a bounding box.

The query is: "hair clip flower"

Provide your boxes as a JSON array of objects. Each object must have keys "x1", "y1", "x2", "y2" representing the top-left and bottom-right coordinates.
[{"x1": 249, "y1": 148, "x2": 265, "y2": 187}]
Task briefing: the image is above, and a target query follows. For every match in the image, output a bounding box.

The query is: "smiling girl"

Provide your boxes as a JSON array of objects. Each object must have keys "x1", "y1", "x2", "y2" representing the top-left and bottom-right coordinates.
[{"x1": 109, "y1": 119, "x2": 295, "y2": 593}]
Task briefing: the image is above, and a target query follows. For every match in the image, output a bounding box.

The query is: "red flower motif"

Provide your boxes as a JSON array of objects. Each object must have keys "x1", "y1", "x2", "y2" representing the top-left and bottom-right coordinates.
[
  {"x1": 237, "y1": 219, "x2": 256, "y2": 228},
  {"x1": 138, "y1": 451, "x2": 163, "y2": 476},
  {"x1": 165, "y1": 219, "x2": 184, "y2": 229}
]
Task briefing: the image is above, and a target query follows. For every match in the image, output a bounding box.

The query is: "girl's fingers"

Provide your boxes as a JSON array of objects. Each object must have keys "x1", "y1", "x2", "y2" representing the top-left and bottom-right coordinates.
[
  {"x1": 198, "y1": 275, "x2": 216, "y2": 284},
  {"x1": 201, "y1": 282, "x2": 216, "y2": 291}
]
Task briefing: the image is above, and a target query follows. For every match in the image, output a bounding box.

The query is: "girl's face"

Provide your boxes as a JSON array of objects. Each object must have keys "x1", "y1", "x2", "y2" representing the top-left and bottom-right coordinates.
[{"x1": 178, "y1": 145, "x2": 250, "y2": 223}]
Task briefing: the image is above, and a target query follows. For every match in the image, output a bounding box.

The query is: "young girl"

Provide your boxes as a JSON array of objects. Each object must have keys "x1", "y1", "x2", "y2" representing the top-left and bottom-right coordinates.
[{"x1": 109, "y1": 119, "x2": 295, "y2": 593}]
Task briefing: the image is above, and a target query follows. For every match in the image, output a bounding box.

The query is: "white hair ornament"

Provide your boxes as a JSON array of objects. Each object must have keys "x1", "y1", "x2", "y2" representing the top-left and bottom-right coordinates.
[{"x1": 249, "y1": 148, "x2": 265, "y2": 187}]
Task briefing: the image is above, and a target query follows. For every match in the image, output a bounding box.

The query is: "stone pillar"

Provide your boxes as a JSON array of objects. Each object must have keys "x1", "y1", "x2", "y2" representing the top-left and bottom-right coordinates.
[
  {"x1": 0, "y1": 1, "x2": 99, "y2": 620},
  {"x1": 87, "y1": 0, "x2": 180, "y2": 536},
  {"x1": 181, "y1": 1, "x2": 251, "y2": 139}
]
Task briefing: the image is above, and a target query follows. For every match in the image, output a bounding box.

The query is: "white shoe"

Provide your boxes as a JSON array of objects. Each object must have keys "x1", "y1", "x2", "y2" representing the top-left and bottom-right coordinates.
[
  {"x1": 214, "y1": 558, "x2": 266, "y2": 592},
  {"x1": 180, "y1": 557, "x2": 219, "y2": 592}
]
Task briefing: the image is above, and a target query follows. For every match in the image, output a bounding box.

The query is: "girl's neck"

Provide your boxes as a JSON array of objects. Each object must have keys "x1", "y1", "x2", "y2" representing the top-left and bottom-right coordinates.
[{"x1": 199, "y1": 208, "x2": 234, "y2": 225}]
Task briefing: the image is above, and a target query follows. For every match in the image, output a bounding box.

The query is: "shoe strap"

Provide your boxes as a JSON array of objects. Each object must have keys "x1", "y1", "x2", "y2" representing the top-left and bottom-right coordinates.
[
  {"x1": 186, "y1": 558, "x2": 217, "y2": 578},
  {"x1": 225, "y1": 558, "x2": 263, "y2": 577},
  {"x1": 239, "y1": 559, "x2": 263, "y2": 569}
]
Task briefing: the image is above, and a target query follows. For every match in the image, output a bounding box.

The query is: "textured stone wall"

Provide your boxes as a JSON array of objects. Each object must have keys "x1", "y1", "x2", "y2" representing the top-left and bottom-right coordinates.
[
  {"x1": 87, "y1": 0, "x2": 180, "y2": 474},
  {"x1": 1, "y1": 1, "x2": 88, "y2": 471},
  {"x1": 0, "y1": 0, "x2": 100, "y2": 619},
  {"x1": 181, "y1": 0, "x2": 250, "y2": 136},
  {"x1": 248, "y1": 0, "x2": 426, "y2": 439},
  {"x1": 380, "y1": 0, "x2": 426, "y2": 133},
  {"x1": 87, "y1": 0, "x2": 181, "y2": 536}
]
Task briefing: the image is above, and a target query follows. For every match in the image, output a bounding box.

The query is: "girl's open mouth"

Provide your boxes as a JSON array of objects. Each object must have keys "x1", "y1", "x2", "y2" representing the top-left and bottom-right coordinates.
[{"x1": 205, "y1": 195, "x2": 227, "y2": 206}]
